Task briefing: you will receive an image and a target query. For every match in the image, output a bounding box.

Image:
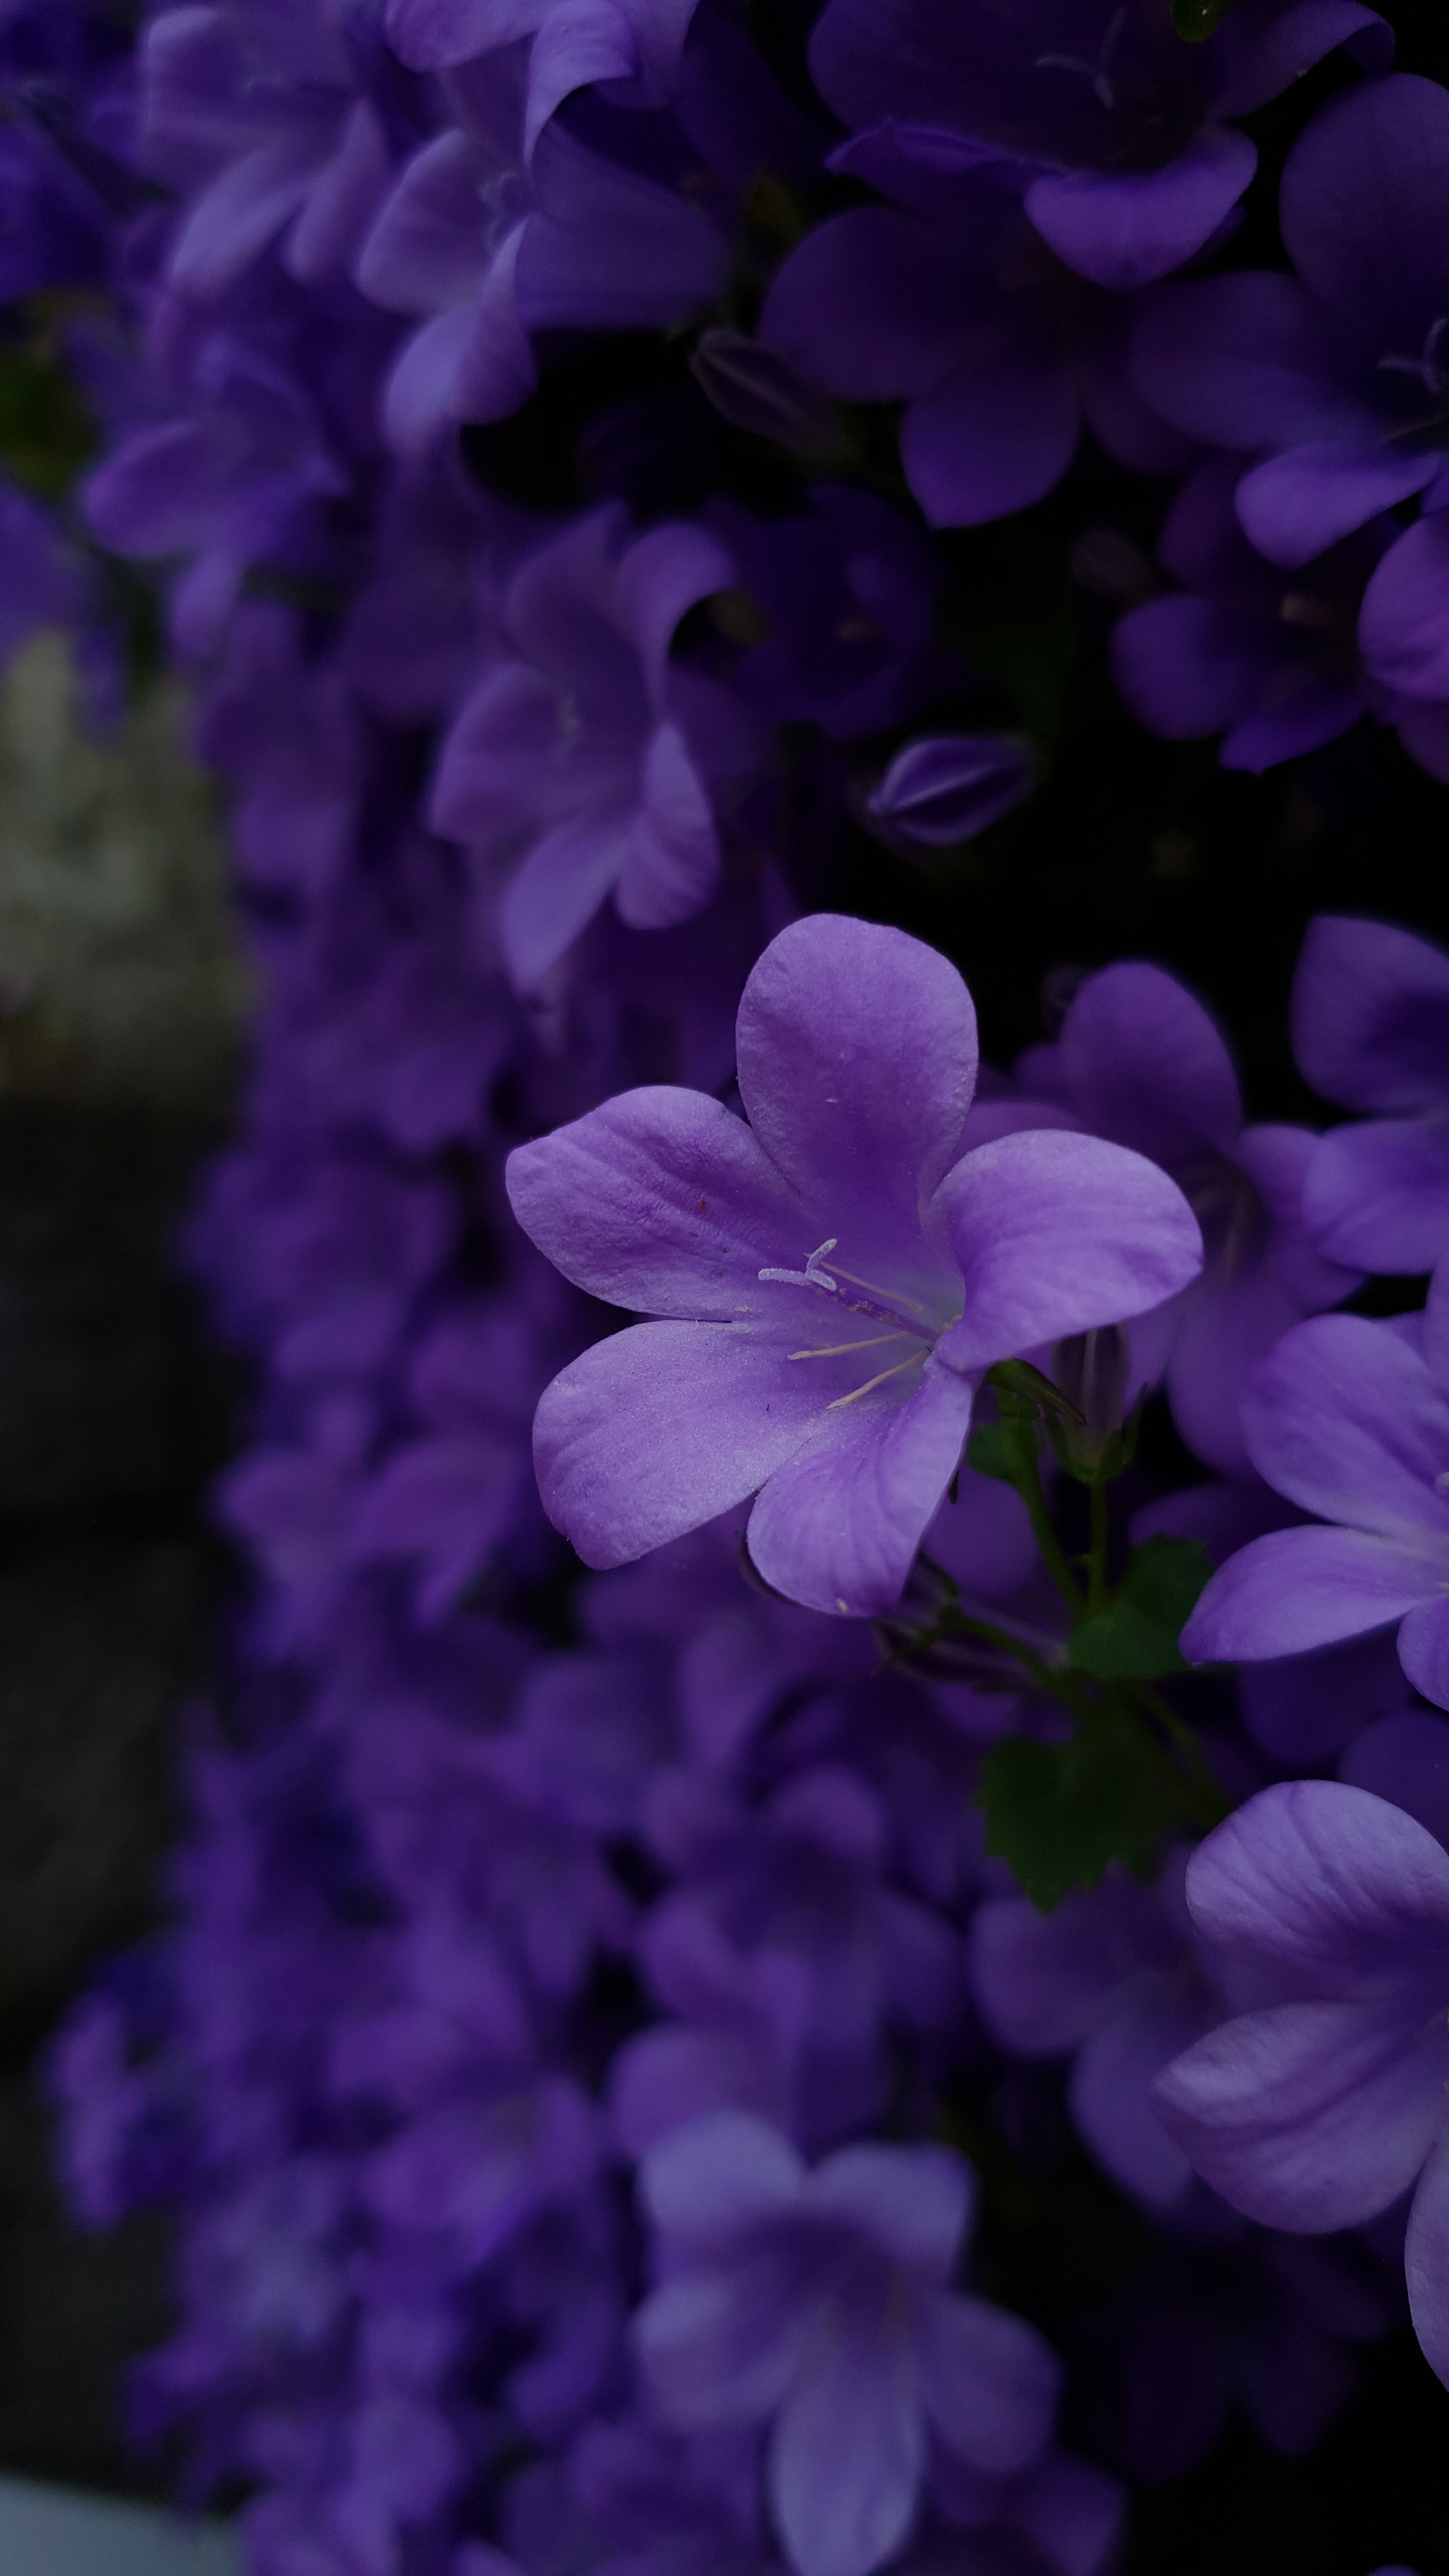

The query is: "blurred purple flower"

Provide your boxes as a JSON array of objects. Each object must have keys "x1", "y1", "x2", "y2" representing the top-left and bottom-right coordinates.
[
  {"x1": 1294, "y1": 912, "x2": 1449, "y2": 1273},
  {"x1": 387, "y1": 0, "x2": 703, "y2": 160},
  {"x1": 866, "y1": 733, "x2": 1037, "y2": 851}
]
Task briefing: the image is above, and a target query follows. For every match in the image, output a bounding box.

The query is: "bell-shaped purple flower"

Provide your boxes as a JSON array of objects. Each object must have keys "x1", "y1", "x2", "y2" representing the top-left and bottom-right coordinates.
[
  {"x1": 387, "y1": 0, "x2": 704, "y2": 162},
  {"x1": 809, "y1": 0, "x2": 1389, "y2": 294},
  {"x1": 1293, "y1": 912, "x2": 1449, "y2": 1273},
  {"x1": 634, "y1": 2108, "x2": 1061, "y2": 2576},
  {"x1": 1153, "y1": 1777, "x2": 1449, "y2": 2387},
  {"x1": 506, "y1": 914, "x2": 1203, "y2": 1616},
  {"x1": 430, "y1": 502, "x2": 751, "y2": 985}
]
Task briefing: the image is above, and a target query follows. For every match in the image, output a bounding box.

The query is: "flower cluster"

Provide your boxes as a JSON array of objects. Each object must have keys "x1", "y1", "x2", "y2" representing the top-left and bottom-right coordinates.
[{"x1": 1, "y1": 0, "x2": 1445, "y2": 2572}]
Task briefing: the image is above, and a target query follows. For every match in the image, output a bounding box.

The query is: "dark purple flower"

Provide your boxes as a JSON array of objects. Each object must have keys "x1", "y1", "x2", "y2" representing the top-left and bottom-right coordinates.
[
  {"x1": 713, "y1": 484, "x2": 969, "y2": 743},
  {"x1": 1182, "y1": 1266, "x2": 1449, "y2": 1707},
  {"x1": 761, "y1": 127, "x2": 1188, "y2": 529},
  {"x1": 506, "y1": 913, "x2": 1202, "y2": 1616},
  {"x1": 634, "y1": 2109, "x2": 1061, "y2": 2576},
  {"x1": 865, "y1": 732, "x2": 1038, "y2": 850},
  {"x1": 355, "y1": 43, "x2": 728, "y2": 452},
  {"x1": 1015, "y1": 957, "x2": 1356, "y2": 1474},
  {"x1": 1135, "y1": 74, "x2": 1449, "y2": 603},
  {"x1": 430, "y1": 502, "x2": 752, "y2": 985},
  {"x1": 1153, "y1": 1777, "x2": 1449, "y2": 2384},
  {"x1": 809, "y1": 0, "x2": 1389, "y2": 293},
  {"x1": 139, "y1": 0, "x2": 399, "y2": 297},
  {"x1": 1293, "y1": 912, "x2": 1449, "y2": 1273}
]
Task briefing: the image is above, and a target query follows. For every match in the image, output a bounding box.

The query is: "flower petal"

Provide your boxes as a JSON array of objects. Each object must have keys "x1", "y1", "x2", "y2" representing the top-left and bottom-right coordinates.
[
  {"x1": 1182, "y1": 1524, "x2": 1434, "y2": 1664},
  {"x1": 746, "y1": 1363, "x2": 976, "y2": 1618},
  {"x1": 1025, "y1": 133, "x2": 1255, "y2": 295}
]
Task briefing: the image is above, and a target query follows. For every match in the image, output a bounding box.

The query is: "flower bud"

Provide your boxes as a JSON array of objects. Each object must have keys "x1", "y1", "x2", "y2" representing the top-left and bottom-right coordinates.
[
  {"x1": 1049, "y1": 1326, "x2": 1135, "y2": 1478},
  {"x1": 689, "y1": 328, "x2": 848, "y2": 463},
  {"x1": 864, "y1": 732, "x2": 1036, "y2": 853}
]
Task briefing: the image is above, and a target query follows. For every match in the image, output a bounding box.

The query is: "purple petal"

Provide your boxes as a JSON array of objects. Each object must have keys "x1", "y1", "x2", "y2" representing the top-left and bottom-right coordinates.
[
  {"x1": 356, "y1": 130, "x2": 494, "y2": 314},
  {"x1": 866, "y1": 733, "x2": 1036, "y2": 848},
  {"x1": 1058, "y1": 960, "x2": 1243, "y2": 1162},
  {"x1": 453, "y1": 224, "x2": 541, "y2": 422},
  {"x1": 636, "y1": 2266, "x2": 811, "y2": 2429},
  {"x1": 931, "y1": 1130, "x2": 1204, "y2": 1377},
  {"x1": 430, "y1": 662, "x2": 564, "y2": 845},
  {"x1": 1406, "y1": 2136, "x2": 1449, "y2": 2388},
  {"x1": 1071, "y1": 2000, "x2": 1208, "y2": 2209},
  {"x1": 1025, "y1": 133, "x2": 1255, "y2": 295},
  {"x1": 1303, "y1": 1118, "x2": 1449, "y2": 1273},
  {"x1": 745, "y1": 1363, "x2": 976, "y2": 1618},
  {"x1": 916, "y1": 2289, "x2": 1061, "y2": 2475},
  {"x1": 1220, "y1": 672, "x2": 1365, "y2": 772},
  {"x1": 501, "y1": 811, "x2": 631, "y2": 982},
  {"x1": 1294, "y1": 912, "x2": 1449, "y2": 1113},
  {"x1": 761, "y1": 209, "x2": 974, "y2": 404},
  {"x1": 505, "y1": 1086, "x2": 803, "y2": 1318},
  {"x1": 286, "y1": 100, "x2": 392, "y2": 286},
  {"x1": 615, "y1": 721, "x2": 720, "y2": 930},
  {"x1": 386, "y1": 0, "x2": 546, "y2": 70},
  {"x1": 1239, "y1": 1312, "x2": 1449, "y2": 1539},
  {"x1": 1279, "y1": 71, "x2": 1449, "y2": 332},
  {"x1": 810, "y1": 2141, "x2": 970, "y2": 2277},
  {"x1": 770, "y1": 2290, "x2": 923, "y2": 2576},
  {"x1": 1110, "y1": 597, "x2": 1268, "y2": 744},
  {"x1": 1182, "y1": 1524, "x2": 1434, "y2": 1664},
  {"x1": 1133, "y1": 272, "x2": 1375, "y2": 451},
  {"x1": 530, "y1": 1322, "x2": 831, "y2": 1568},
  {"x1": 516, "y1": 124, "x2": 726, "y2": 332},
  {"x1": 169, "y1": 140, "x2": 318, "y2": 298},
  {"x1": 1183, "y1": 1777, "x2": 1449, "y2": 1990},
  {"x1": 901, "y1": 349, "x2": 1080, "y2": 528},
  {"x1": 640, "y1": 2108, "x2": 804, "y2": 2242},
  {"x1": 1398, "y1": 1596, "x2": 1449, "y2": 1713},
  {"x1": 1154, "y1": 1995, "x2": 1449, "y2": 2230},
  {"x1": 1213, "y1": 0, "x2": 1392, "y2": 118},
  {"x1": 615, "y1": 521, "x2": 736, "y2": 709},
  {"x1": 1340, "y1": 1708, "x2": 1449, "y2": 1850},
  {"x1": 734, "y1": 914, "x2": 979, "y2": 1266},
  {"x1": 970, "y1": 1883, "x2": 1168, "y2": 2056},
  {"x1": 1360, "y1": 514, "x2": 1449, "y2": 703},
  {"x1": 1236, "y1": 444, "x2": 1440, "y2": 570}
]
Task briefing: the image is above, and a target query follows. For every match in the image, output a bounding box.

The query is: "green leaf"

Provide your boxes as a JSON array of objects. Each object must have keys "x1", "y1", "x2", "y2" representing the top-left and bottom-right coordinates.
[
  {"x1": 977, "y1": 1720, "x2": 1195, "y2": 1910},
  {"x1": 967, "y1": 1422, "x2": 1032, "y2": 1484},
  {"x1": 1068, "y1": 1535, "x2": 1213, "y2": 1680},
  {"x1": 1172, "y1": 0, "x2": 1238, "y2": 38}
]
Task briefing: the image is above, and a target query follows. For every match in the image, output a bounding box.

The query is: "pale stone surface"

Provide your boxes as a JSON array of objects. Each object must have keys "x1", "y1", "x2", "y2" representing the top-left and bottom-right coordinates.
[{"x1": 0, "y1": 2475, "x2": 235, "y2": 2574}]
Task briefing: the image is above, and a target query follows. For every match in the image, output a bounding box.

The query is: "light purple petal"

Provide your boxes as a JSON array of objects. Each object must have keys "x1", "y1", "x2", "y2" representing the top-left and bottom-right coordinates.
[
  {"x1": 745, "y1": 1363, "x2": 976, "y2": 1618},
  {"x1": 969, "y1": 1885, "x2": 1163, "y2": 2057},
  {"x1": 761, "y1": 209, "x2": 972, "y2": 404},
  {"x1": 1239, "y1": 1312, "x2": 1449, "y2": 1540},
  {"x1": 917, "y1": 2289, "x2": 1061, "y2": 2475},
  {"x1": 1182, "y1": 1524, "x2": 1434, "y2": 1664},
  {"x1": 932, "y1": 1130, "x2": 1204, "y2": 1377},
  {"x1": 1058, "y1": 960, "x2": 1242, "y2": 1162},
  {"x1": 1237, "y1": 444, "x2": 1439, "y2": 571},
  {"x1": 169, "y1": 139, "x2": 318, "y2": 298},
  {"x1": 1071, "y1": 2001, "x2": 1207, "y2": 2209},
  {"x1": 452, "y1": 224, "x2": 540, "y2": 423},
  {"x1": 635, "y1": 2266, "x2": 811, "y2": 2429},
  {"x1": 286, "y1": 100, "x2": 392, "y2": 284},
  {"x1": 1303, "y1": 1118, "x2": 1449, "y2": 1273},
  {"x1": 770, "y1": 2293, "x2": 923, "y2": 2576},
  {"x1": 530, "y1": 1322, "x2": 830, "y2": 1568},
  {"x1": 387, "y1": 0, "x2": 546, "y2": 70},
  {"x1": 616, "y1": 521, "x2": 736, "y2": 709},
  {"x1": 505, "y1": 1086, "x2": 803, "y2": 1317},
  {"x1": 1154, "y1": 1998, "x2": 1449, "y2": 2230},
  {"x1": 1182, "y1": 1777, "x2": 1449, "y2": 1990},
  {"x1": 735, "y1": 914, "x2": 979, "y2": 1268},
  {"x1": 516, "y1": 124, "x2": 726, "y2": 332},
  {"x1": 1025, "y1": 133, "x2": 1255, "y2": 295},
  {"x1": 429, "y1": 661, "x2": 564, "y2": 846},
  {"x1": 356, "y1": 130, "x2": 494, "y2": 314},
  {"x1": 502, "y1": 811, "x2": 631, "y2": 982}
]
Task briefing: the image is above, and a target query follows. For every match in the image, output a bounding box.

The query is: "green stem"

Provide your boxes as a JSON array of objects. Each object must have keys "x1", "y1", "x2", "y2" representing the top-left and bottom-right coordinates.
[
  {"x1": 1131, "y1": 1682, "x2": 1229, "y2": 1820},
  {"x1": 1086, "y1": 1480, "x2": 1110, "y2": 1616},
  {"x1": 1016, "y1": 1446, "x2": 1085, "y2": 1618}
]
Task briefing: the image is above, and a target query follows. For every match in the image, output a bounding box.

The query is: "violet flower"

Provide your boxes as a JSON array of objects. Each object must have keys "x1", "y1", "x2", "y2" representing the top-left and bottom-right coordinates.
[
  {"x1": 634, "y1": 2109, "x2": 1061, "y2": 2576},
  {"x1": 1015, "y1": 957, "x2": 1357, "y2": 1475},
  {"x1": 1182, "y1": 1262, "x2": 1449, "y2": 1708},
  {"x1": 1293, "y1": 912, "x2": 1449, "y2": 1273},
  {"x1": 865, "y1": 733, "x2": 1038, "y2": 851},
  {"x1": 761, "y1": 126, "x2": 1187, "y2": 529},
  {"x1": 809, "y1": 0, "x2": 1390, "y2": 294},
  {"x1": 429, "y1": 502, "x2": 751, "y2": 986},
  {"x1": 506, "y1": 913, "x2": 1203, "y2": 1616},
  {"x1": 1153, "y1": 1777, "x2": 1449, "y2": 2385},
  {"x1": 1135, "y1": 73, "x2": 1449, "y2": 599},
  {"x1": 355, "y1": 42, "x2": 728, "y2": 453}
]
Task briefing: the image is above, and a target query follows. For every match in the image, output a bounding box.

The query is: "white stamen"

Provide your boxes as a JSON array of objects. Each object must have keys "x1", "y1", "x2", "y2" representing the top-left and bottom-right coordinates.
[{"x1": 759, "y1": 1236, "x2": 839, "y2": 1292}]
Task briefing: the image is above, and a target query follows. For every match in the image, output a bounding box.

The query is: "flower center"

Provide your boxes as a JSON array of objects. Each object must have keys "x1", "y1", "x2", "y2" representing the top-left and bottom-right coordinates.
[
  {"x1": 1379, "y1": 315, "x2": 1449, "y2": 402},
  {"x1": 757, "y1": 1239, "x2": 951, "y2": 1408}
]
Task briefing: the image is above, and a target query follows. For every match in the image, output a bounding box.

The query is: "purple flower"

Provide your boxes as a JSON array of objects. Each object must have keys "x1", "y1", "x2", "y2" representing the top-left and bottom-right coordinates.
[
  {"x1": 1015, "y1": 957, "x2": 1356, "y2": 1474},
  {"x1": 865, "y1": 733, "x2": 1038, "y2": 851},
  {"x1": 430, "y1": 502, "x2": 752, "y2": 985},
  {"x1": 1153, "y1": 1777, "x2": 1449, "y2": 2384},
  {"x1": 1135, "y1": 74, "x2": 1449, "y2": 597},
  {"x1": 355, "y1": 43, "x2": 728, "y2": 452},
  {"x1": 1293, "y1": 912, "x2": 1449, "y2": 1273},
  {"x1": 809, "y1": 0, "x2": 1390, "y2": 293},
  {"x1": 139, "y1": 0, "x2": 401, "y2": 298},
  {"x1": 760, "y1": 126, "x2": 1187, "y2": 530},
  {"x1": 1181, "y1": 1265, "x2": 1449, "y2": 1709},
  {"x1": 386, "y1": 0, "x2": 703, "y2": 160},
  {"x1": 634, "y1": 2109, "x2": 1061, "y2": 2576},
  {"x1": 505, "y1": 913, "x2": 1203, "y2": 1616}
]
